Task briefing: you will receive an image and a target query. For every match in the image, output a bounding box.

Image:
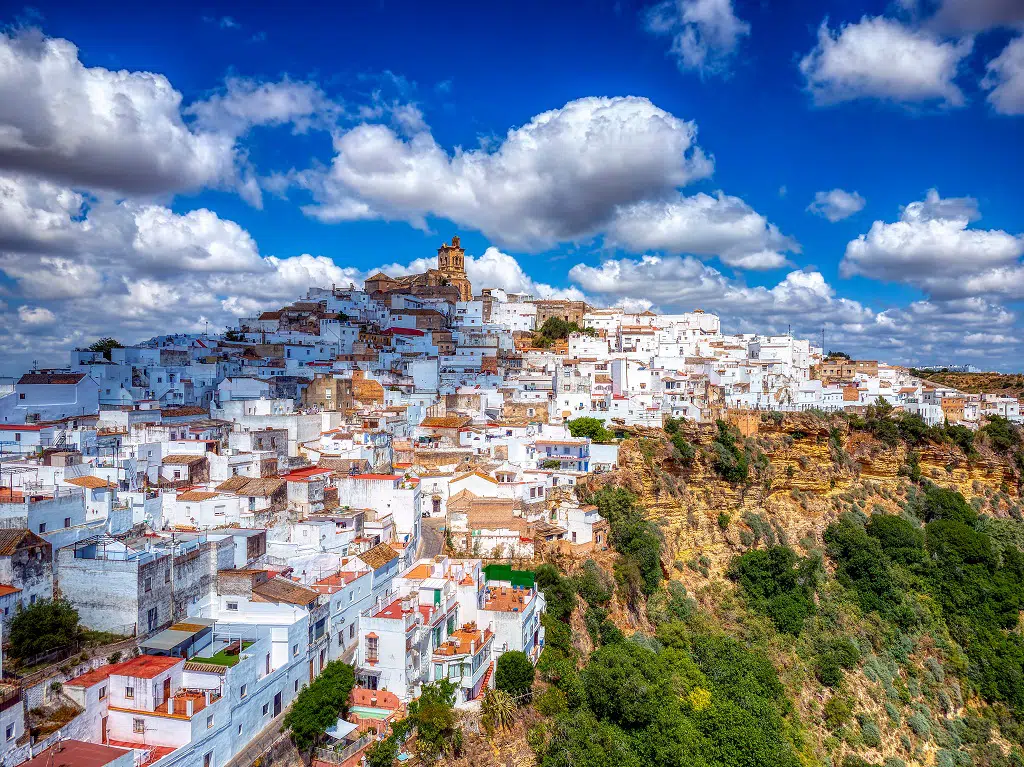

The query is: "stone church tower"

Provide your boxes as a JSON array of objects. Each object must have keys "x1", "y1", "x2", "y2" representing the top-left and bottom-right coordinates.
[
  {"x1": 363, "y1": 234, "x2": 473, "y2": 302},
  {"x1": 436, "y1": 235, "x2": 473, "y2": 301}
]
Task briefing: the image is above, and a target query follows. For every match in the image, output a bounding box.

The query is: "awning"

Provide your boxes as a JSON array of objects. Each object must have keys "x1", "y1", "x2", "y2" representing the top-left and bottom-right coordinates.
[{"x1": 325, "y1": 718, "x2": 358, "y2": 740}]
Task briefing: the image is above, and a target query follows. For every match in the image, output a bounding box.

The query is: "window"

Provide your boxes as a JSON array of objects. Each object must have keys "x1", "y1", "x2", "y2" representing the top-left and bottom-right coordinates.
[
  {"x1": 349, "y1": 624, "x2": 355, "y2": 639},
  {"x1": 204, "y1": 753, "x2": 213, "y2": 767},
  {"x1": 238, "y1": 724, "x2": 242, "y2": 735},
  {"x1": 125, "y1": 687, "x2": 134, "y2": 699},
  {"x1": 165, "y1": 569, "x2": 170, "y2": 583},
  {"x1": 294, "y1": 680, "x2": 299, "y2": 692},
  {"x1": 240, "y1": 684, "x2": 247, "y2": 698},
  {"x1": 13, "y1": 433, "x2": 20, "y2": 442},
  {"x1": 133, "y1": 718, "x2": 145, "y2": 733},
  {"x1": 64, "y1": 516, "x2": 71, "y2": 528},
  {"x1": 99, "y1": 686, "x2": 106, "y2": 700},
  {"x1": 263, "y1": 703, "x2": 269, "y2": 716},
  {"x1": 226, "y1": 601, "x2": 238, "y2": 611},
  {"x1": 38, "y1": 523, "x2": 45, "y2": 534},
  {"x1": 18, "y1": 393, "x2": 24, "y2": 400},
  {"x1": 292, "y1": 644, "x2": 298, "y2": 657},
  {"x1": 366, "y1": 636, "x2": 379, "y2": 663},
  {"x1": 144, "y1": 577, "x2": 152, "y2": 592},
  {"x1": 207, "y1": 714, "x2": 214, "y2": 729}
]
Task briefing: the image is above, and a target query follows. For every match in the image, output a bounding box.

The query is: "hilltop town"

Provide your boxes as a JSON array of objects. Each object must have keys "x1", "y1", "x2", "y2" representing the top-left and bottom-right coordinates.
[{"x1": 0, "y1": 237, "x2": 1021, "y2": 767}]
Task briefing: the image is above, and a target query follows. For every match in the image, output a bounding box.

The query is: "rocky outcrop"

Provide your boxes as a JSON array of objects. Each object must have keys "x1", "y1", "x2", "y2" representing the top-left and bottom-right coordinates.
[{"x1": 584, "y1": 414, "x2": 1020, "y2": 594}]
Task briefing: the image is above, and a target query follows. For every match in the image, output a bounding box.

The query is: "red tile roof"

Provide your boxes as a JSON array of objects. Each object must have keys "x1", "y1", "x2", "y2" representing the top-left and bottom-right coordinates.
[
  {"x1": 0, "y1": 584, "x2": 21, "y2": 597},
  {"x1": 109, "y1": 654, "x2": 183, "y2": 680},
  {"x1": 384, "y1": 327, "x2": 425, "y2": 336},
  {"x1": 282, "y1": 466, "x2": 333, "y2": 481},
  {"x1": 22, "y1": 741, "x2": 133, "y2": 767}
]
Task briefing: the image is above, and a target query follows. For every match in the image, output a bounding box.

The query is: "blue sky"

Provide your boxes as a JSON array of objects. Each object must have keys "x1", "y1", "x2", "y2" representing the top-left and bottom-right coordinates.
[{"x1": 0, "y1": 0, "x2": 1022, "y2": 373}]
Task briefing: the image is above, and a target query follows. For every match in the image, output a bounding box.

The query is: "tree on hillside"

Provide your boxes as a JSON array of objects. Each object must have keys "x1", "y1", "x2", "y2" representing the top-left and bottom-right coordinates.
[
  {"x1": 283, "y1": 661, "x2": 356, "y2": 762},
  {"x1": 86, "y1": 337, "x2": 124, "y2": 360},
  {"x1": 405, "y1": 679, "x2": 462, "y2": 763},
  {"x1": 567, "y1": 417, "x2": 613, "y2": 443},
  {"x1": 495, "y1": 650, "x2": 535, "y2": 700},
  {"x1": 8, "y1": 598, "x2": 81, "y2": 660}
]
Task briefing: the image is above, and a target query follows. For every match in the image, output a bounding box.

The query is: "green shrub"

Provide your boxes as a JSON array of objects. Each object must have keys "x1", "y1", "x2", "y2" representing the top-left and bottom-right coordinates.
[
  {"x1": 907, "y1": 712, "x2": 931, "y2": 738},
  {"x1": 884, "y1": 702, "x2": 901, "y2": 725},
  {"x1": 495, "y1": 651, "x2": 535, "y2": 700},
  {"x1": 534, "y1": 686, "x2": 568, "y2": 716},
  {"x1": 824, "y1": 696, "x2": 854, "y2": 730},
  {"x1": 861, "y1": 719, "x2": 882, "y2": 748},
  {"x1": 711, "y1": 420, "x2": 749, "y2": 483}
]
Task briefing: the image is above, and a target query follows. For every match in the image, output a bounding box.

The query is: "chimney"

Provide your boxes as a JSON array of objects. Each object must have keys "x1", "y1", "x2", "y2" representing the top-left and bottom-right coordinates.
[
  {"x1": 186, "y1": 698, "x2": 194, "y2": 716},
  {"x1": 167, "y1": 697, "x2": 174, "y2": 714},
  {"x1": 204, "y1": 690, "x2": 211, "y2": 705}
]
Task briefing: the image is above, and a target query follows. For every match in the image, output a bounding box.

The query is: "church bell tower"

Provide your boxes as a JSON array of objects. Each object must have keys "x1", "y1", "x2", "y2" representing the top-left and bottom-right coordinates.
[{"x1": 437, "y1": 235, "x2": 465, "y2": 275}]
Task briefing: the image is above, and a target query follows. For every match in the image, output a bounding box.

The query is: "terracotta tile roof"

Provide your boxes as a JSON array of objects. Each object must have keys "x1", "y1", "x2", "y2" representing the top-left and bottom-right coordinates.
[
  {"x1": 214, "y1": 475, "x2": 250, "y2": 492},
  {"x1": 162, "y1": 454, "x2": 207, "y2": 465},
  {"x1": 0, "y1": 584, "x2": 21, "y2": 597},
  {"x1": 160, "y1": 407, "x2": 209, "y2": 417},
  {"x1": 420, "y1": 415, "x2": 472, "y2": 429},
  {"x1": 17, "y1": 372, "x2": 86, "y2": 385},
  {"x1": 358, "y1": 542, "x2": 399, "y2": 570},
  {"x1": 281, "y1": 467, "x2": 332, "y2": 481},
  {"x1": 111, "y1": 651, "x2": 185, "y2": 675},
  {"x1": 0, "y1": 528, "x2": 48, "y2": 556},
  {"x1": 176, "y1": 490, "x2": 222, "y2": 502},
  {"x1": 452, "y1": 470, "x2": 498, "y2": 484},
  {"x1": 252, "y1": 577, "x2": 319, "y2": 606},
  {"x1": 21, "y1": 740, "x2": 134, "y2": 767},
  {"x1": 64, "y1": 476, "x2": 116, "y2": 490}
]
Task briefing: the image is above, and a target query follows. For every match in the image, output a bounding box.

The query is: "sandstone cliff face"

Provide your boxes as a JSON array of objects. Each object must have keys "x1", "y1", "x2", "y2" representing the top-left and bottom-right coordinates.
[{"x1": 584, "y1": 414, "x2": 1021, "y2": 599}]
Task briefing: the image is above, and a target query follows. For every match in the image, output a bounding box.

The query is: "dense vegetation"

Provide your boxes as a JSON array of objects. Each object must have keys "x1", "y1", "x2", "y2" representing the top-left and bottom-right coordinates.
[
  {"x1": 532, "y1": 618, "x2": 804, "y2": 767},
  {"x1": 367, "y1": 679, "x2": 462, "y2": 765},
  {"x1": 590, "y1": 487, "x2": 663, "y2": 598},
  {"x1": 567, "y1": 416, "x2": 615, "y2": 443},
  {"x1": 727, "y1": 546, "x2": 819, "y2": 634},
  {"x1": 533, "y1": 317, "x2": 597, "y2": 347},
  {"x1": 495, "y1": 650, "x2": 535, "y2": 700},
  {"x1": 8, "y1": 598, "x2": 82, "y2": 660},
  {"x1": 283, "y1": 661, "x2": 356, "y2": 755},
  {"x1": 84, "y1": 336, "x2": 124, "y2": 360}
]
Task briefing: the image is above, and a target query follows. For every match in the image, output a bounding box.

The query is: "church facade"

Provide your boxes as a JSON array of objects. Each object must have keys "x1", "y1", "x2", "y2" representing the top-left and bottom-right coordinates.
[{"x1": 364, "y1": 236, "x2": 474, "y2": 302}]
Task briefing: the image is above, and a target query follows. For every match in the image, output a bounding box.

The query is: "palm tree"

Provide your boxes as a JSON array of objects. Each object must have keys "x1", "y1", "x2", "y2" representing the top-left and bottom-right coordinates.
[{"x1": 480, "y1": 688, "x2": 516, "y2": 735}]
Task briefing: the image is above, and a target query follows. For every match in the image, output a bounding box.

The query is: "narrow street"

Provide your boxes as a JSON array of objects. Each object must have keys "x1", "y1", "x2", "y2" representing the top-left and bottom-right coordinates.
[{"x1": 419, "y1": 517, "x2": 446, "y2": 559}]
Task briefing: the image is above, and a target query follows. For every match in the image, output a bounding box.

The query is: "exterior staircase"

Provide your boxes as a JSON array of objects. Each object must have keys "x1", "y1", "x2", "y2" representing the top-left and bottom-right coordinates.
[{"x1": 474, "y1": 661, "x2": 494, "y2": 700}]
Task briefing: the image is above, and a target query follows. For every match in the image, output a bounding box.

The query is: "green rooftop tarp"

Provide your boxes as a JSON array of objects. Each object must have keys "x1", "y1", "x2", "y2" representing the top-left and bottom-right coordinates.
[{"x1": 483, "y1": 564, "x2": 535, "y2": 589}]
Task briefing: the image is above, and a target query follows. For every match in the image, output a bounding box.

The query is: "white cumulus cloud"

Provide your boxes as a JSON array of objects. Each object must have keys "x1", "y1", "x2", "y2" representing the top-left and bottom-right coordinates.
[
  {"x1": 799, "y1": 16, "x2": 972, "y2": 106},
  {"x1": 297, "y1": 96, "x2": 714, "y2": 251},
  {"x1": 808, "y1": 189, "x2": 867, "y2": 222},
  {"x1": 0, "y1": 29, "x2": 241, "y2": 197},
  {"x1": 841, "y1": 189, "x2": 1024, "y2": 299},
  {"x1": 17, "y1": 305, "x2": 56, "y2": 326},
  {"x1": 606, "y1": 192, "x2": 797, "y2": 269},
  {"x1": 644, "y1": 0, "x2": 751, "y2": 77},
  {"x1": 983, "y1": 36, "x2": 1024, "y2": 115}
]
